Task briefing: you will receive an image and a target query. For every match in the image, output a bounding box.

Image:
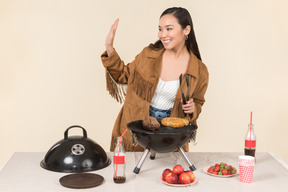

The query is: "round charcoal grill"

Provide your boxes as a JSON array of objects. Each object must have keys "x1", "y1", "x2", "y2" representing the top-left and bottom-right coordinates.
[{"x1": 127, "y1": 120, "x2": 197, "y2": 174}]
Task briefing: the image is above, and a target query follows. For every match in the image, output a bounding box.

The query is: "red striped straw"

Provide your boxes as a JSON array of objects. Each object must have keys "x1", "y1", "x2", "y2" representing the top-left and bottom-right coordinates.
[
  {"x1": 250, "y1": 111, "x2": 252, "y2": 142},
  {"x1": 114, "y1": 128, "x2": 128, "y2": 178}
]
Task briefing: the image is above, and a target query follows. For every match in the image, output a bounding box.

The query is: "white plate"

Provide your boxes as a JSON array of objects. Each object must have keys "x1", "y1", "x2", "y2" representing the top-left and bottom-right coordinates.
[
  {"x1": 203, "y1": 166, "x2": 238, "y2": 177},
  {"x1": 160, "y1": 177, "x2": 197, "y2": 187}
]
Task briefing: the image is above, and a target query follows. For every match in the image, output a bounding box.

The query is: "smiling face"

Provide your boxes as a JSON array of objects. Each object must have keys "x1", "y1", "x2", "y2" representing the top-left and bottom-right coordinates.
[{"x1": 158, "y1": 14, "x2": 190, "y2": 51}]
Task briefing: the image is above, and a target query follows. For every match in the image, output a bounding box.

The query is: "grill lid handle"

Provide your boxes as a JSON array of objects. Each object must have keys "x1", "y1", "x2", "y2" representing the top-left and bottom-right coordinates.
[{"x1": 64, "y1": 125, "x2": 88, "y2": 140}]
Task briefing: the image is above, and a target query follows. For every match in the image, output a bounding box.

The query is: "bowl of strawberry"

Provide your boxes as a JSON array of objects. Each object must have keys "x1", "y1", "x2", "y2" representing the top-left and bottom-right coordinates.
[
  {"x1": 203, "y1": 162, "x2": 238, "y2": 177},
  {"x1": 161, "y1": 164, "x2": 197, "y2": 186}
]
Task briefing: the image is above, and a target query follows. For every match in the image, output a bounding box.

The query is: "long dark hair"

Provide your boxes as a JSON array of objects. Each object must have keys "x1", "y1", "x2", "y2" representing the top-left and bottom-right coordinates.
[{"x1": 150, "y1": 7, "x2": 202, "y2": 61}]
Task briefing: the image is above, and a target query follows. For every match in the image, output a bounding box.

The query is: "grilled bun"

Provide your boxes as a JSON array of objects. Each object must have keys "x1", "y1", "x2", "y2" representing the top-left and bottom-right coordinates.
[{"x1": 161, "y1": 117, "x2": 189, "y2": 128}]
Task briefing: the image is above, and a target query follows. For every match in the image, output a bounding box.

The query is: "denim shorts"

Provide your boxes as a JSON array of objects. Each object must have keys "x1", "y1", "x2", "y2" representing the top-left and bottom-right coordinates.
[{"x1": 149, "y1": 106, "x2": 171, "y2": 121}]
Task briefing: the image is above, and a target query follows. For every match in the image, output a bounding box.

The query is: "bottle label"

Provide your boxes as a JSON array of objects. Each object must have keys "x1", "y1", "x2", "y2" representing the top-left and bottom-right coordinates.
[
  {"x1": 113, "y1": 155, "x2": 125, "y2": 164},
  {"x1": 245, "y1": 140, "x2": 256, "y2": 148}
]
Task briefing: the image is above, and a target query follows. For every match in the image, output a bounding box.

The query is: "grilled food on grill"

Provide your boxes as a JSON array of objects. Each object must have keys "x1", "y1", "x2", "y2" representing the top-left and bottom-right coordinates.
[
  {"x1": 142, "y1": 116, "x2": 161, "y2": 131},
  {"x1": 161, "y1": 117, "x2": 189, "y2": 128}
]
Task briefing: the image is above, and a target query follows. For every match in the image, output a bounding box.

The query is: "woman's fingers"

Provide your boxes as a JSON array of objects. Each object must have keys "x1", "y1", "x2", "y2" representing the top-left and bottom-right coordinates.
[
  {"x1": 110, "y1": 19, "x2": 119, "y2": 41},
  {"x1": 113, "y1": 18, "x2": 119, "y2": 31},
  {"x1": 182, "y1": 98, "x2": 195, "y2": 114}
]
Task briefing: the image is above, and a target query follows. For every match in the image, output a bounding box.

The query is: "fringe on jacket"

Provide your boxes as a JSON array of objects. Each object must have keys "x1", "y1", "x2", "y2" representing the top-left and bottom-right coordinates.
[
  {"x1": 131, "y1": 69, "x2": 154, "y2": 102},
  {"x1": 105, "y1": 69, "x2": 127, "y2": 104}
]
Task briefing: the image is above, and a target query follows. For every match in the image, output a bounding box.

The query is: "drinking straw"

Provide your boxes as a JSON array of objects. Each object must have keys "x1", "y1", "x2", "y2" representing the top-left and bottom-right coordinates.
[
  {"x1": 114, "y1": 128, "x2": 128, "y2": 178},
  {"x1": 250, "y1": 111, "x2": 252, "y2": 142}
]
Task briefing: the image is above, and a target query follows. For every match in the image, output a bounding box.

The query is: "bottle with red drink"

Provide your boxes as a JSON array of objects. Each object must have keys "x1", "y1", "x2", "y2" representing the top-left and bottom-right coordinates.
[
  {"x1": 113, "y1": 137, "x2": 126, "y2": 183},
  {"x1": 244, "y1": 123, "x2": 256, "y2": 158}
]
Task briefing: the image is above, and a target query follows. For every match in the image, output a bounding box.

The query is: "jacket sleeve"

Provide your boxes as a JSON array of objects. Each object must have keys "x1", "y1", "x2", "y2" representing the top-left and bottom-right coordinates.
[
  {"x1": 101, "y1": 49, "x2": 141, "y2": 103},
  {"x1": 191, "y1": 62, "x2": 209, "y2": 122},
  {"x1": 101, "y1": 49, "x2": 132, "y2": 84}
]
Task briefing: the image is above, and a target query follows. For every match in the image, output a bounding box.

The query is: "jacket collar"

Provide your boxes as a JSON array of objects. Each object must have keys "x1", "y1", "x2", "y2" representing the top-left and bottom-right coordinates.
[
  {"x1": 187, "y1": 52, "x2": 199, "y2": 78},
  {"x1": 148, "y1": 48, "x2": 199, "y2": 78}
]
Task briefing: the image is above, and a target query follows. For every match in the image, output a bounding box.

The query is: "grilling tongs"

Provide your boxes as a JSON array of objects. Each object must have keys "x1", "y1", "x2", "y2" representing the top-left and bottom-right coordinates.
[{"x1": 179, "y1": 74, "x2": 190, "y2": 115}]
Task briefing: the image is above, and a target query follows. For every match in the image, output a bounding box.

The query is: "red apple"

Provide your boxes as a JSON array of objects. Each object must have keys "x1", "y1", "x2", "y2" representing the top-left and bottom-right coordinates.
[
  {"x1": 222, "y1": 169, "x2": 228, "y2": 175},
  {"x1": 179, "y1": 172, "x2": 191, "y2": 184},
  {"x1": 172, "y1": 164, "x2": 184, "y2": 175},
  {"x1": 185, "y1": 170, "x2": 195, "y2": 182},
  {"x1": 165, "y1": 172, "x2": 178, "y2": 184},
  {"x1": 162, "y1": 168, "x2": 172, "y2": 180}
]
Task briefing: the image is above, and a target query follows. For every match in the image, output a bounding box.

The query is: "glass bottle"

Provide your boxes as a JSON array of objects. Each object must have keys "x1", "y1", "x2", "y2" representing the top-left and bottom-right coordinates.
[
  {"x1": 244, "y1": 123, "x2": 256, "y2": 157},
  {"x1": 113, "y1": 137, "x2": 126, "y2": 183}
]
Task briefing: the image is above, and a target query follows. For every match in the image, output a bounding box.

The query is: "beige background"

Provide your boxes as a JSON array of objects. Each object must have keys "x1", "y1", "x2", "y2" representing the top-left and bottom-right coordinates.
[{"x1": 1, "y1": 0, "x2": 287, "y2": 168}]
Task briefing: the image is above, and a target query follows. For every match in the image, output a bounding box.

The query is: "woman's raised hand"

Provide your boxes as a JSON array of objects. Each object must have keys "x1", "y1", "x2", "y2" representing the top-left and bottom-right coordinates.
[{"x1": 105, "y1": 19, "x2": 119, "y2": 56}]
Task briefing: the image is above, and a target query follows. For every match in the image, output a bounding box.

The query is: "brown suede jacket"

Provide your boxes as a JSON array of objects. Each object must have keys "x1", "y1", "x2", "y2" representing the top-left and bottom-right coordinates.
[{"x1": 101, "y1": 45, "x2": 209, "y2": 152}]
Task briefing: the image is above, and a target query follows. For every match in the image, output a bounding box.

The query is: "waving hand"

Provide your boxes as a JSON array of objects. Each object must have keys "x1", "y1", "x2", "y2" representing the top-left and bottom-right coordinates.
[{"x1": 105, "y1": 19, "x2": 119, "y2": 56}]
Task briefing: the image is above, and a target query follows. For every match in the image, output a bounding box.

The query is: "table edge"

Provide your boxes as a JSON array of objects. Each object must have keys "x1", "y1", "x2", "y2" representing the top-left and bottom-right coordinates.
[{"x1": 269, "y1": 152, "x2": 288, "y2": 170}]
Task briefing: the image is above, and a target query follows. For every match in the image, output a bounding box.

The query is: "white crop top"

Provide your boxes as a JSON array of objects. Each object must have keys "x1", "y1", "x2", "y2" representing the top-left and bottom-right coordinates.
[{"x1": 150, "y1": 78, "x2": 179, "y2": 110}]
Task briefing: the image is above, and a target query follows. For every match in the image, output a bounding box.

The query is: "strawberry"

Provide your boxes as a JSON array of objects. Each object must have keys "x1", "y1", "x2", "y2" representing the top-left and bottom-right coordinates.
[
  {"x1": 208, "y1": 166, "x2": 215, "y2": 173},
  {"x1": 214, "y1": 166, "x2": 220, "y2": 172},
  {"x1": 212, "y1": 171, "x2": 218, "y2": 175}
]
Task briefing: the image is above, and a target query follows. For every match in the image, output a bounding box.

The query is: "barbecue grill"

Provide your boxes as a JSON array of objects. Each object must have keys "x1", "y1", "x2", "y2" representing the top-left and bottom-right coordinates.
[{"x1": 127, "y1": 120, "x2": 197, "y2": 174}]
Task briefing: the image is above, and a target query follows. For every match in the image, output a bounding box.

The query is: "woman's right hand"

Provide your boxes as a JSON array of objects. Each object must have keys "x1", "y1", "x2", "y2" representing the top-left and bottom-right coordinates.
[{"x1": 105, "y1": 19, "x2": 119, "y2": 56}]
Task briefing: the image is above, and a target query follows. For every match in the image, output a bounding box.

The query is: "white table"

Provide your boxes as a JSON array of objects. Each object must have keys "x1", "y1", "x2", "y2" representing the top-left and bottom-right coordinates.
[{"x1": 1, "y1": 152, "x2": 288, "y2": 192}]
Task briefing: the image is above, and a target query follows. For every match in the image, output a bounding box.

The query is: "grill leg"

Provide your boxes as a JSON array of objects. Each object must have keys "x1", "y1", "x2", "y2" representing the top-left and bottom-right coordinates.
[
  {"x1": 178, "y1": 147, "x2": 196, "y2": 171},
  {"x1": 150, "y1": 151, "x2": 156, "y2": 160},
  {"x1": 133, "y1": 149, "x2": 150, "y2": 174}
]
